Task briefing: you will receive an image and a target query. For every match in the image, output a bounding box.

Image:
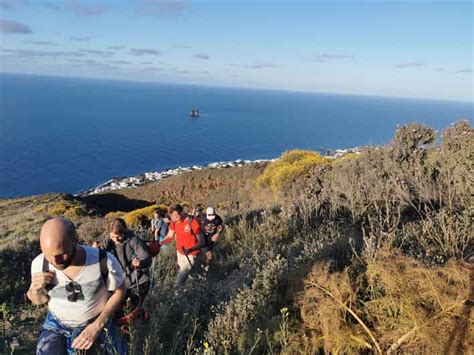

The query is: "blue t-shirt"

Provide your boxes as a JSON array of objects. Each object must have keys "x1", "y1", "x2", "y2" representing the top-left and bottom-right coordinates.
[{"x1": 152, "y1": 219, "x2": 169, "y2": 241}]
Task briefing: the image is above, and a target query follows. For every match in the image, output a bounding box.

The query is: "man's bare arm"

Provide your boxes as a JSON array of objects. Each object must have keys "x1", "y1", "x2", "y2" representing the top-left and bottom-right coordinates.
[
  {"x1": 93, "y1": 282, "x2": 126, "y2": 329},
  {"x1": 160, "y1": 229, "x2": 175, "y2": 246},
  {"x1": 71, "y1": 282, "x2": 126, "y2": 350},
  {"x1": 211, "y1": 225, "x2": 224, "y2": 242},
  {"x1": 187, "y1": 232, "x2": 205, "y2": 253}
]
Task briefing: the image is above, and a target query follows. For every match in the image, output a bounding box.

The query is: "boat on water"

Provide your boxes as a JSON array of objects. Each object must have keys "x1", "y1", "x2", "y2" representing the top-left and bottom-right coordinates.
[{"x1": 190, "y1": 108, "x2": 200, "y2": 117}]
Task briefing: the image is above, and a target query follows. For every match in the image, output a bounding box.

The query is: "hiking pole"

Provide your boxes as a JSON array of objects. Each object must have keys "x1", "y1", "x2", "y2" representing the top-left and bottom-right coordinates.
[
  {"x1": 131, "y1": 251, "x2": 140, "y2": 295},
  {"x1": 182, "y1": 246, "x2": 194, "y2": 270},
  {"x1": 150, "y1": 232, "x2": 159, "y2": 290},
  {"x1": 150, "y1": 257, "x2": 156, "y2": 289},
  {"x1": 135, "y1": 268, "x2": 140, "y2": 295}
]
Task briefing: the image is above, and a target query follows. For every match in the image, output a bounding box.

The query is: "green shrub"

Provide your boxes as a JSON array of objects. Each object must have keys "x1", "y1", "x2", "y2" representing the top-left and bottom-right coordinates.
[
  {"x1": 390, "y1": 123, "x2": 436, "y2": 163},
  {"x1": 206, "y1": 256, "x2": 287, "y2": 353},
  {"x1": 435, "y1": 120, "x2": 473, "y2": 211}
]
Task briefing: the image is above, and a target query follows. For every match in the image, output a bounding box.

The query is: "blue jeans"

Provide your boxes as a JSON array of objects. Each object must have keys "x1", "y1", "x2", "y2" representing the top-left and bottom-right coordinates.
[{"x1": 36, "y1": 312, "x2": 126, "y2": 355}]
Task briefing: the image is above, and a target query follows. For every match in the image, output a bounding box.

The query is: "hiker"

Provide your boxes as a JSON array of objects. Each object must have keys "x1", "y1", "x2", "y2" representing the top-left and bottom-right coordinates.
[
  {"x1": 150, "y1": 209, "x2": 169, "y2": 245},
  {"x1": 150, "y1": 209, "x2": 160, "y2": 236},
  {"x1": 28, "y1": 218, "x2": 126, "y2": 354},
  {"x1": 191, "y1": 205, "x2": 204, "y2": 224},
  {"x1": 160, "y1": 204, "x2": 205, "y2": 287},
  {"x1": 160, "y1": 214, "x2": 171, "y2": 251},
  {"x1": 97, "y1": 218, "x2": 152, "y2": 303},
  {"x1": 201, "y1": 207, "x2": 224, "y2": 268}
]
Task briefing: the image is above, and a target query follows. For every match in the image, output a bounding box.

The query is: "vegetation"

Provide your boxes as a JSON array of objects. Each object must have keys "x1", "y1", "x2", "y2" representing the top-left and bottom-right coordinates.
[
  {"x1": 0, "y1": 120, "x2": 472, "y2": 354},
  {"x1": 257, "y1": 149, "x2": 331, "y2": 192},
  {"x1": 116, "y1": 204, "x2": 168, "y2": 228},
  {"x1": 87, "y1": 162, "x2": 273, "y2": 213},
  {"x1": 300, "y1": 251, "x2": 470, "y2": 354}
]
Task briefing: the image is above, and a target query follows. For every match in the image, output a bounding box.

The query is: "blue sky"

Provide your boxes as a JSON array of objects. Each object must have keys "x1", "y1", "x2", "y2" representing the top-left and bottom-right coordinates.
[{"x1": 0, "y1": 0, "x2": 472, "y2": 101}]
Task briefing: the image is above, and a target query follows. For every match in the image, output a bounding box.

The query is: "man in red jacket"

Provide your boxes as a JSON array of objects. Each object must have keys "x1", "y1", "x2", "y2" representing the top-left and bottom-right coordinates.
[{"x1": 161, "y1": 204, "x2": 205, "y2": 287}]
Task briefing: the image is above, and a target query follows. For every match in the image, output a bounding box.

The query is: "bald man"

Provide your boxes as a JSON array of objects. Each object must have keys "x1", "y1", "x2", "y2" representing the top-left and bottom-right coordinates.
[{"x1": 27, "y1": 218, "x2": 127, "y2": 354}]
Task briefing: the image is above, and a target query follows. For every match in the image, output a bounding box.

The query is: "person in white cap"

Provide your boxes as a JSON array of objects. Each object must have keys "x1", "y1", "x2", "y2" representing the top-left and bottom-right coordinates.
[{"x1": 200, "y1": 207, "x2": 224, "y2": 269}]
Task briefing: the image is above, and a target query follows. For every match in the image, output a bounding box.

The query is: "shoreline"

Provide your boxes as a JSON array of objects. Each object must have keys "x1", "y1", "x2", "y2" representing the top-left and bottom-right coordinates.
[
  {"x1": 76, "y1": 158, "x2": 276, "y2": 196},
  {"x1": 77, "y1": 147, "x2": 361, "y2": 196}
]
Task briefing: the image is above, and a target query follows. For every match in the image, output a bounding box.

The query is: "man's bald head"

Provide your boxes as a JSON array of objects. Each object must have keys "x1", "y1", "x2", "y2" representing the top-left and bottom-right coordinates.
[{"x1": 40, "y1": 218, "x2": 77, "y2": 270}]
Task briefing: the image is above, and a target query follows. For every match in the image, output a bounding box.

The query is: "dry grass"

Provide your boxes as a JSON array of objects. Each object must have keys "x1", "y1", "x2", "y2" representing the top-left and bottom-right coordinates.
[
  {"x1": 299, "y1": 262, "x2": 366, "y2": 353},
  {"x1": 0, "y1": 194, "x2": 73, "y2": 248},
  {"x1": 298, "y1": 250, "x2": 472, "y2": 354},
  {"x1": 365, "y1": 251, "x2": 471, "y2": 353}
]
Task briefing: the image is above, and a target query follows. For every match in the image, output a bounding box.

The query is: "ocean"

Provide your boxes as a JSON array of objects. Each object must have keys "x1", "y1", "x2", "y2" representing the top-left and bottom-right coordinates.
[{"x1": 0, "y1": 73, "x2": 472, "y2": 198}]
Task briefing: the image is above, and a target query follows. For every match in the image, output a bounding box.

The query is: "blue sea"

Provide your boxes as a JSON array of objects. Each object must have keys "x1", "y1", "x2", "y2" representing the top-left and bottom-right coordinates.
[{"x1": 0, "y1": 73, "x2": 472, "y2": 198}]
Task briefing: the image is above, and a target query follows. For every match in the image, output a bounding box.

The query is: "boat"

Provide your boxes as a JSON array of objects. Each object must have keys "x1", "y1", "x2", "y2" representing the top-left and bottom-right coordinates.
[{"x1": 190, "y1": 108, "x2": 200, "y2": 117}]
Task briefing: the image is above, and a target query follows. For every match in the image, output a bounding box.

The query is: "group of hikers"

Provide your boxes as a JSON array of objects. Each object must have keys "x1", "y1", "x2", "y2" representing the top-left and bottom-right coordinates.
[{"x1": 28, "y1": 203, "x2": 224, "y2": 354}]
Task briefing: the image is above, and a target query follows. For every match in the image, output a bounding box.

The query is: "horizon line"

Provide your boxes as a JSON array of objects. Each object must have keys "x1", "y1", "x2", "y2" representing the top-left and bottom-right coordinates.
[{"x1": 1, "y1": 70, "x2": 473, "y2": 105}]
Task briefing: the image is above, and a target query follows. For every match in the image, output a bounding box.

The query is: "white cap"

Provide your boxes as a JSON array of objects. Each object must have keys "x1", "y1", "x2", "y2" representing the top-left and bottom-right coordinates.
[{"x1": 206, "y1": 207, "x2": 215, "y2": 216}]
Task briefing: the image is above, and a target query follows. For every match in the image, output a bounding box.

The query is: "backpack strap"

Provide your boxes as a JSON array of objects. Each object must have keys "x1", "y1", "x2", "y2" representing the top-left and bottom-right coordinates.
[
  {"x1": 99, "y1": 249, "x2": 109, "y2": 287},
  {"x1": 188, "y1": 216, "x2": 198, "y2": 242},
  {"x1": 42, "y1": 256, "x2": 55, "y2": 291},
  {"x1": 42, "y1": 255, "x2": 49, "y2": 272}
]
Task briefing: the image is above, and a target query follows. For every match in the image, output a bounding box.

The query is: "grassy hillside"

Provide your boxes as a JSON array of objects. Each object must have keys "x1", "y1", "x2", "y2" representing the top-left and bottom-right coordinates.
[
  {"x1": 81, "y1": 162, "x2": 273, "y2": 215},
  {"x1": 0, "y1": 120, "x2": 472, "y2": 354}
]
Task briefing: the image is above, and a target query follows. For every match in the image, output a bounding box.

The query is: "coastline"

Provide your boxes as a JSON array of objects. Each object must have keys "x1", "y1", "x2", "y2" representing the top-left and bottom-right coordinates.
[{"x1": 77, "y1": 147, "x2": 361, "y2": 196}]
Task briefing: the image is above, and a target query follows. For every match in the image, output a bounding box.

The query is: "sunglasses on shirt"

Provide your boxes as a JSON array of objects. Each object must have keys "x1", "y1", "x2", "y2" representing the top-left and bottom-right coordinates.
[{"x1": 65, "y1": 281, "x2": 84, "y2": 302}]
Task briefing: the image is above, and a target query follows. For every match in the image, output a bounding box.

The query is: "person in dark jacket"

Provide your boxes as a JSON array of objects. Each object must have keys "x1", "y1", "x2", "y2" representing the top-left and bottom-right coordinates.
[
  {"x1": 99, "y1": 218, "x2": 152, "y2": 303},
  {"x1": 201, "y1": 207, "x2": 224, "y2": 269}
]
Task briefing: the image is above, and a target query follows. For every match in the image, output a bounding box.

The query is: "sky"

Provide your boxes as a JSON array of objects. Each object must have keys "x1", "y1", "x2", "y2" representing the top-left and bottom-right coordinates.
[{"x1": 0, "y1": 0, "x2": 472, "y2": 102}]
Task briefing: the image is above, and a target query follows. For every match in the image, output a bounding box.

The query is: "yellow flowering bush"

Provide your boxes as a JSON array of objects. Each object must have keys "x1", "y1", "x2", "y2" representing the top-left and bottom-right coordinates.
[
  {"x1": 257, "y1": 150, "x2": 330, "y2": 192},
  {"x1": 332, "y1": 152, "x2": 361, "y2": 165},
  {"x1": 122, "y1": 204, "x2": 168, "y2": 227},
  {"x1": 41, "y1": 200, "x2": 86, "y2": 219}
]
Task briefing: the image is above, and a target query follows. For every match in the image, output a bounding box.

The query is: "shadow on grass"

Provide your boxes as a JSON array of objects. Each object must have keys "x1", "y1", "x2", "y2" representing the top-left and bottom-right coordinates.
[{"x1": 78, "y1": 193, "x2": 152, "y2": 215}]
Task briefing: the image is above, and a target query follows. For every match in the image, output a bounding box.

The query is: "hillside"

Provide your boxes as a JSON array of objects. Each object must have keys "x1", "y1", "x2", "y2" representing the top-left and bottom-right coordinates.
[
  {"x1": 0, "y1": 120, "x2": 472, "y2": 354},
  {"x1": 80, "y1": 161, "x2": 274, "y2": 215}
]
